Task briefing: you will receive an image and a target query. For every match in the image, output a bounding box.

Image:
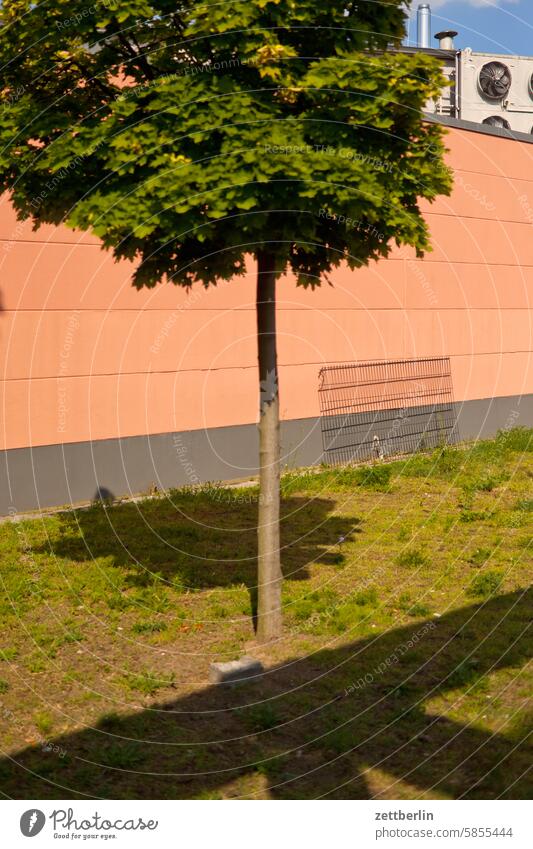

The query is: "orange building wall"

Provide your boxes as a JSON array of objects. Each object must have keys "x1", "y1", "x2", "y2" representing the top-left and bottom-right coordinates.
[{"x1": 1, "y1": 124, "x2": 532, "y2": 453}]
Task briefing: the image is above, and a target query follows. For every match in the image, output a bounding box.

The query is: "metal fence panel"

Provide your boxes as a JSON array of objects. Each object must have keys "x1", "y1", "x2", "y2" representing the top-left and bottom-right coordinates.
[{"x1": 318, "y1": 357, "x2": 459, "y2": 465}]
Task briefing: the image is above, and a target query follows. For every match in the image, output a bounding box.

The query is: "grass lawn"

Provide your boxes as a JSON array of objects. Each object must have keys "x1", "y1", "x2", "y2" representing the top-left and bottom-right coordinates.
[{"x1": 0, "y1": 429, "x2": 531, "y2": 799}]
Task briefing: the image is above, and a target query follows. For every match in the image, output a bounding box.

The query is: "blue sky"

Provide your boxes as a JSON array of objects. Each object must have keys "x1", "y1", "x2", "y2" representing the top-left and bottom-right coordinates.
[{"x1": 405, "y1": 1, "x2": 533, "y2": 56}]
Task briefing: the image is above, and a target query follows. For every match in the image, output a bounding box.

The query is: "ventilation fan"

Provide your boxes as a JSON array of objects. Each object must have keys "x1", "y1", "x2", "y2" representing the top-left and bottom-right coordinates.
[
  {"x1": 479, "y1": 62, "x2": 512, "y2": 100},
  {"x1": 482, "y1": 116, "x2": 510, "y2": 129}
]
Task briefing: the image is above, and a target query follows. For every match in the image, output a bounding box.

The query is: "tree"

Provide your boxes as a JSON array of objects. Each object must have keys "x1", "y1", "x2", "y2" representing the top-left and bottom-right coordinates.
[{"x1": 0, "y1": 0, "x2": 451, "y2": 641}]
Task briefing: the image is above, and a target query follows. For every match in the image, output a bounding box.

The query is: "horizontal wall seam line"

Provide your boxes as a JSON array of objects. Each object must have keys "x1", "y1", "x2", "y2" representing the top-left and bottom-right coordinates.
[
  {"x1": 2, "y1": 306, "x2": 533, "y2": 314},
  {"x1": 0, "y1": 239, "x2": 100, "y2": 247},
  {"x1": 422, "y1": 211, "x2": 533, "y2": 226},
  {"x1": 452, "y1": 167, "x2": 533, "y2": 184},
  {"x1": 403, "y1": 260, "x2": 533, "y2": 267},
  {"x1": 4, "y1": 255, "x2": 533, "y2": 270},
  {"x1": 2, "y1": 352, "x2": 533, "y2": 381},
  {"x1": 2, "y1": 211, "x2": 533, "y2": 248}
]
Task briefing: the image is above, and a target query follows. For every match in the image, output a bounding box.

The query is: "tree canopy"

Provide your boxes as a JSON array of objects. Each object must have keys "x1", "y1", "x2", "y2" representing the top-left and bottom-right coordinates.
[
  {"x1": 0, "y1": 0, "x2": 454, "y2": 641},
  {"x1": 0, "y1": 0, "x2": 452, "y2": 288}
]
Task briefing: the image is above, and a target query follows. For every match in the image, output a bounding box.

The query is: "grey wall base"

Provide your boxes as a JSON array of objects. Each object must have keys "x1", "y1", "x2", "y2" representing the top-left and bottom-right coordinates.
[{"x1": 1, "y1": 393, "x2": 531, "y2": 516}]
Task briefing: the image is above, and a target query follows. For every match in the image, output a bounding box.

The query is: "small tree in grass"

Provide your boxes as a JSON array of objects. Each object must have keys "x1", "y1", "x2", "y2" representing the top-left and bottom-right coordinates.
[{"x1": 0, "y1": 0, "x2": 451, "y2": 641}]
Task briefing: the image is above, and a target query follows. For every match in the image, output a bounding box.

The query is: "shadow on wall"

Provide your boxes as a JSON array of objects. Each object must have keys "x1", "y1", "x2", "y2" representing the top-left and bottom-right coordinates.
[
  {"x1": 93, "y1": 486, "x2": 115, "y2": 503},
  {"x1": 1, "y1": 588, "x2": 531, "y2": 800}
]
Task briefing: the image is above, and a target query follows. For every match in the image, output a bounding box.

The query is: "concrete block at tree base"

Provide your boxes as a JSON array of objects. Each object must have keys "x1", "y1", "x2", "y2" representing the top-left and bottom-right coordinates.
[{"x1": 209, "y1": 656, "x2": 264, "y2": 685}]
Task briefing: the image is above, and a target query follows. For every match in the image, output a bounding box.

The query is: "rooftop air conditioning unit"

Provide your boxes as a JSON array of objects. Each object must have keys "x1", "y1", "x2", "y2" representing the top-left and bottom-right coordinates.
[
  {"x1": 482, "y1": 115, "x2": 511, "y2": 129},
  {"x1": 488, "y1": 55, "x2": 533, "y2": 132},
  {"x1": 453, "y1": 49, "x2": 533, "y2": 132},
  {"x1": 478, "y1": 61, "x2": 512, "y2": 100},
  {"x1": 458, "y1": 51, "x2": 521, "y2": 128},
  {"x1": 502, "y1": 61, "x2": 533, "y2": 111}
]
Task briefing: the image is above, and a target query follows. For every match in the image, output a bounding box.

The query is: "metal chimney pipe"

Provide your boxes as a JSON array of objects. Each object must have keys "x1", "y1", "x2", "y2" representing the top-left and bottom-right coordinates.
[
  {"x1": 417, "y1": 4, "x2": 431, "y2": 49},
  {"x1": 434, "y1": 30, "x2": 458, "y2": 50}
]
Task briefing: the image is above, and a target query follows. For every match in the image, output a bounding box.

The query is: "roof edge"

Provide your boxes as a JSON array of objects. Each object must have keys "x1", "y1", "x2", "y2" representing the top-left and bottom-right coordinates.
[{"x1": 424, "y1": 113, "x2": 533, "y2": 145}]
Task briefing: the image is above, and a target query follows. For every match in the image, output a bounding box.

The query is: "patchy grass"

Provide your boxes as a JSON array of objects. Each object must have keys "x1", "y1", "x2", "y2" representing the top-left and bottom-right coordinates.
[
  {"x1": 34, "y1": 712, "x2": 54, "y2": 736},
  {"x1": 123, "y1": 670, "x2": 176, "y2": 697},
  {"x1": 467, "y1": 547, "x2": 492, "y2": 568},
  {"x1": 396, "y1": 547, "x2": 428, "y2": 569},
  {"x1": 131, "y1": 620, "x2": 168, "y2": 635},
  {"x1": 353, "y1": 464, "x2": 393, "y2": 491},
  {"x1": 238, "y1": 704, "x2": 281, "y2": 732},
  {"x1": 467, "y1": 569, "x2": 505, "y2": 599},
  {"x1": 0, "y1": 430, "x2": 531, "y2": 800}
]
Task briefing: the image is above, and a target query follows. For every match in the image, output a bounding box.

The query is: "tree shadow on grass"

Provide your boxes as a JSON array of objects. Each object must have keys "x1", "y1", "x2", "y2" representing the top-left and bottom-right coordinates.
[
  {"x1": 44, "y1": 491, "x2": 362, "y2": 588},
  {"x1": 1, "y1": 588, "x2": 531, "y2": 800},
  {"x1": 39, "y1": 491, "x2": 362, "y2": 618}
]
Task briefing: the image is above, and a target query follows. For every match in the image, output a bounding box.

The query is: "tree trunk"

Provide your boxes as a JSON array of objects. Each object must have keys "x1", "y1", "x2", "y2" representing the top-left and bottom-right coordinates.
[{"x1": 256, "y1": 250, "x2": 282, "y2": 642}]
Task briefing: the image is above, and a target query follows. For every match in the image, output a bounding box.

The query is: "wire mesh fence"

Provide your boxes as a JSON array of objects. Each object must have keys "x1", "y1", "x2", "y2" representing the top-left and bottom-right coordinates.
[{"x1": 319, "y1": 357, "x2": 459, "y2": 465}]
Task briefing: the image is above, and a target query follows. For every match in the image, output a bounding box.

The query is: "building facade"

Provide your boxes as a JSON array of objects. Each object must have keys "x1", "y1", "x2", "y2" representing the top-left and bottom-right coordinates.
[{"x1": 1, "y1": 121, "x2": 532, "y2": 514}]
